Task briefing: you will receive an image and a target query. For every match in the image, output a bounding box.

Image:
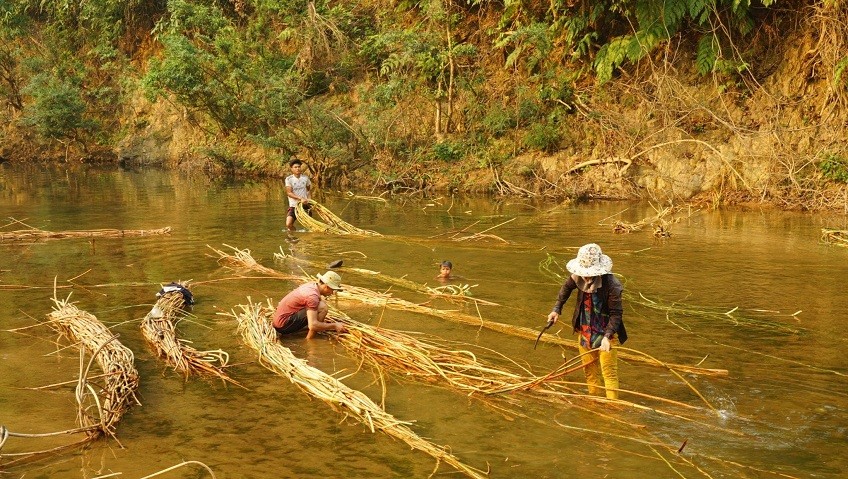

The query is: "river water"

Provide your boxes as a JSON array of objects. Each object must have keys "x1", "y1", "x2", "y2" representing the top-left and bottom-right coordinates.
[{"x1": 1, "y1": 164, "x2": 846, "y2": 478}]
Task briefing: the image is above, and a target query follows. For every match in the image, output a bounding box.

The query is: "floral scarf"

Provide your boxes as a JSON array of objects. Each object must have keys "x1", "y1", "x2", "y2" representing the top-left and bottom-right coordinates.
[{"x1": 578, "y1": 288, "x2": 607, "y2": 349}]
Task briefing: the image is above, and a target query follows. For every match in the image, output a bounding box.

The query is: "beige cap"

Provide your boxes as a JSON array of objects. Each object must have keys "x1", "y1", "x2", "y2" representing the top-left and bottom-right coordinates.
[{"x1": 317, "y1": 271, "x2": 344, "y2": 290}]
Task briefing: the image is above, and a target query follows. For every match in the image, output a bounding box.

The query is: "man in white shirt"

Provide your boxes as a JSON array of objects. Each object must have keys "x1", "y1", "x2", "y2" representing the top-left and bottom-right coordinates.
[{"x1": 285, "y1": 158, "x2": 312, "y2": 231}]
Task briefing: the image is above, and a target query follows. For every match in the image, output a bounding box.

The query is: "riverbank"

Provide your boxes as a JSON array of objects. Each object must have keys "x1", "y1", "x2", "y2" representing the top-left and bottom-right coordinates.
[{"x1": 1, "y1": 1, "x2": 846, "y2": 212}]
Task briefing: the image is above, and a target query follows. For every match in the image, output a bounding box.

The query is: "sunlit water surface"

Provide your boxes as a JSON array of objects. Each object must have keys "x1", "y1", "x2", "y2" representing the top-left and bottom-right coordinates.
[{"x1": 1, "y1": 164, "x2": 846, "y2": 478}]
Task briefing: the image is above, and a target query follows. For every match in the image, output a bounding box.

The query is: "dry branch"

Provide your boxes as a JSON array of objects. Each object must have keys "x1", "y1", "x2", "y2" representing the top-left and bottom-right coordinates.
[
  {"x1": 821, "y1": 228, "x2": 848, "y2": 247},
  {"x1": 566, "y1": 157, "x2": 633, "y2": 175},
  {"x1": 606, "y1": 203, "x2": 699, "y2": 237}
]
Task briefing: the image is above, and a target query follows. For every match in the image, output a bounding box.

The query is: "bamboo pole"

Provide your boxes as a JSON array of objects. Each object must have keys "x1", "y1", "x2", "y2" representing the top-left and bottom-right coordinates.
[{"x1": 0, "y1": 226, "x2": 171, "y2": 242}]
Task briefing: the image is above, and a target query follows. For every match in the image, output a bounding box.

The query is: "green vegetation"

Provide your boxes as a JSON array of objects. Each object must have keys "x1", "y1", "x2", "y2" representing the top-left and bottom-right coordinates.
[
  {"x1": 0, "y1": 0, "x2": 847, "y2": 207},
  {"x1": 819, "y1": 153, "x2": 848, "y2": 184}
]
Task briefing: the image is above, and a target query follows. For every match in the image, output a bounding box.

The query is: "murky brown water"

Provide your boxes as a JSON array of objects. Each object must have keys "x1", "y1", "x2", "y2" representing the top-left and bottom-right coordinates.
[{"x1": 1, "y1": 164, "x2": 846, "y2": 478}]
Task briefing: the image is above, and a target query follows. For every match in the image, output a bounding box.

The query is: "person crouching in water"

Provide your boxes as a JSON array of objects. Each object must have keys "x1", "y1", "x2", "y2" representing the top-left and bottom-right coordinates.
[
  {"x1": 546, "y1": 244, "x2": 627, "y2": 399},
  {"x1": 273, "y1": 271, "x2": 348, "y2": 340}
]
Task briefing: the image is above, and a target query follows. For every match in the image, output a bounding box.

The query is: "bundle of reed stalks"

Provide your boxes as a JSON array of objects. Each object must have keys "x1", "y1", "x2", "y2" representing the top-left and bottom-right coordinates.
[
  {"x1": 46, "y1": 296, "x2": 140, "y2": 437},
  {"x1": 328, "y1": 309, "x2": 526, "y2": 396},
  {"x1": 295, "y1": 201, "x2": 381, "y2": 236},
  {"x1": 228, "y1": 301, "x2": 488, "y2": 479},
  {"x1": 335, "y1": 283, "x2": 727, "y2": 377},
  {"x1": 273, "y1": 248, "x2": 499, "y2": 306},
  {"x1": 821, "y1": 228, "x2": 848, "y2": 247},
  {"x1": 0, "y1": 218, "x2": 171, "y2": 242},
  {"x1": 211, "y1": 247, "x2": 724, "y2": 440},
  {"x1": 427, "y1": 283, "x2": 475, "y2": 297},
  {"x1": 141, "y1": 285, "x2": 236, "y2": 385},
  {"x1": 215, "y1": 245, "x2": 726, "y2": 377},
  {"x1": 325, "y1": 304, "x2": 723, "y2": 418},
  {"x1": 0, "y1": 296, "x2": 141, "y2": 468},
  {"x1": 211, "y1": 244, "x2": 300, "y2": 280},
  {"x1": 345, "y1": 191, "x2": 389, "y2": 203}
]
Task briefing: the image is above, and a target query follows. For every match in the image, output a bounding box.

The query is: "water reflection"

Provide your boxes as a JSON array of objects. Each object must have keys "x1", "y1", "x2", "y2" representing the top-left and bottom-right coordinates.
[{"x1": 1, "y1": 164, "x2": 846, "y2": 478}]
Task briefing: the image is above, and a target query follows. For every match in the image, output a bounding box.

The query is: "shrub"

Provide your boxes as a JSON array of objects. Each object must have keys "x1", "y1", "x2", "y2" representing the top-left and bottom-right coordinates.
[
  {"x1": 523, "y1": 122, "x2": 562, "y2": 153},
  {"x1": 482, "y1": 108, "x2": 514, "y2": 137},
  {"x1": 21, "y1": 74, "x2": 95, "y2": 142},
  {"x1": 432, "y1": 140, "x2": 464, "y2": 162},
  {"x1": 819, "y1": 154, "x2": 848, "y2": 183}
]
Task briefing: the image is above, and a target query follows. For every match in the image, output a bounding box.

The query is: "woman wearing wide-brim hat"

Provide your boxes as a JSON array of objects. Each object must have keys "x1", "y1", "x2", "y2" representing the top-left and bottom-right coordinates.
[{"x1": 547, "y1": 243, "x2": 628, "y2": 399}]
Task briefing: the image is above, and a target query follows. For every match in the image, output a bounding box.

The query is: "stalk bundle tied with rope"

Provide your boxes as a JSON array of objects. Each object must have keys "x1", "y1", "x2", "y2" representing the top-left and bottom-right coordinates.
[
  {"x1": 141, "y1": 283, "x2": 237, "y2": 386},
  {"x1": 0, "y1": 296, "x2": 140, "y2": 468},
  {"x1": 47, "y1": 296, "x2": 140, "y2": 438}
]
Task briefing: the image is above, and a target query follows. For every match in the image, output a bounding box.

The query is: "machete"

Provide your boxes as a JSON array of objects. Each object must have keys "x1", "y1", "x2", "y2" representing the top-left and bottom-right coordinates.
[{"x1": 533, "y1": 318, "x2": 555, "y2": 349}]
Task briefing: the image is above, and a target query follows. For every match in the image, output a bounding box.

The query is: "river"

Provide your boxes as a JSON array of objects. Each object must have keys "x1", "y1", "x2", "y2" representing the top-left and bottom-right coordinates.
[{"x1": 1, "y1": 163, "x2": 846, "y2": 478}]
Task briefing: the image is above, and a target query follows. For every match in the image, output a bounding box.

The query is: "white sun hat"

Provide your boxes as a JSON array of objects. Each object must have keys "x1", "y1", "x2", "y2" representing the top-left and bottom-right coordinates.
[
  {"x1": 566, "y1": 243, "x2": 613, "y2": 277},
  {"x1": 317, "y1": 271, "x2": 344, "y2": 290}
]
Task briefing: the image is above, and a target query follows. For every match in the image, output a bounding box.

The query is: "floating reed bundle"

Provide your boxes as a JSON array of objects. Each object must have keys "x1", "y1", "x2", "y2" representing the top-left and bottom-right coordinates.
[
  {"x1": 212, "y1": 245, "x2": 723, "y2": 436},
  {"x1": 141, "y1": 286, "x2": 236, "y2": 385},
  {"x1": 322, "y1": 305, "x2": 733, "y2": 450},
  {"x1": 47, "y1": 297, "x2": 140, "y2": 438},
  {"x1": 821, "y1": 228, "x2": 848, "y2": 247},
  {"x1": 1, "y1": 297, "x2": 141, "y2": 468},
  {"x1": 335, "y1": 283, "x2": 726, "y2": 377},
  {"x1": 229, "y1": 301, "x2": 488, "y2": 479},
  {"x1": 344, "y1": 191, "x2": 389, "y2": 203},
  {"x1": 211, "y1": 244, "x2": 300, "y2": 280},
  {"x1": 294, "y1": 201, "x2": 381, "y2": 236},
  {"x1": 273, "y1": 248, "x2": 499, "y2": 307},
  {"x1": 329, "y1": 309, "x2": 527, "y2": 396},
  {"x1": 0, "y1": 218, "x2": 171, "y2": 242},
  {"x1": 214, "y1": 245, "x2": 726, "y2": 377}
]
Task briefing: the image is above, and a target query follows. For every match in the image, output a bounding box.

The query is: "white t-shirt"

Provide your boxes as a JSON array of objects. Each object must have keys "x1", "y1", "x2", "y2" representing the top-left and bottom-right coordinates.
[{"x1": 285, "y1": 174, "x2": 311, "y2": 208}]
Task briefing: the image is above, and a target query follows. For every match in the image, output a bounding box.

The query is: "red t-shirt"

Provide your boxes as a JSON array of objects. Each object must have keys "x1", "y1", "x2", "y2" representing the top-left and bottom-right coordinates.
[{"x1": 272, "y1": 282, "x2": 321, "y2": 328}]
